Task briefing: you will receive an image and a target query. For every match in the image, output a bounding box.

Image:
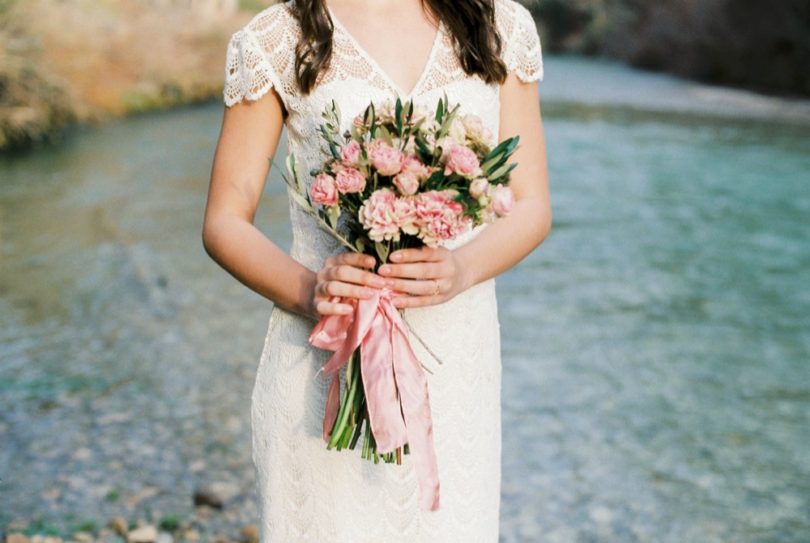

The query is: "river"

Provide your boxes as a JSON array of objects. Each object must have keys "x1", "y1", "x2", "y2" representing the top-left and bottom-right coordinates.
[{"x1": 1, "y1": 55, "x2": 809, "y2": 542}]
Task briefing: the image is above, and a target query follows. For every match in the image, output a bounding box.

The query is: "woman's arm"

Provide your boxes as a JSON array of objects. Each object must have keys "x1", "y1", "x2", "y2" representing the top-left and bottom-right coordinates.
[
  {"x1": 202, "y1": 90, "x2": 391, "y2": 321},
  {"x1": 377, "y1": 73, "x2": 552, "y2": 307},
  {"x1": 202, "y1": 90, "x2": 319, "y2": 319}
]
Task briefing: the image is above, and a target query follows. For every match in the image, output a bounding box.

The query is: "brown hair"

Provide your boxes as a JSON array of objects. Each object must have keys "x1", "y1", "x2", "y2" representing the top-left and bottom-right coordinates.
[{"x1": 289, "y1": 0, "x2": 508, "y2": 94}]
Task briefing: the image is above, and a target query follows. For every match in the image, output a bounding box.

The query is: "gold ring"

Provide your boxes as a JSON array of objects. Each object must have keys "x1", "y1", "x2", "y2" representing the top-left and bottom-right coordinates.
[{"x1": 431, "y1": 279, "x2": 440, "y2": 296}]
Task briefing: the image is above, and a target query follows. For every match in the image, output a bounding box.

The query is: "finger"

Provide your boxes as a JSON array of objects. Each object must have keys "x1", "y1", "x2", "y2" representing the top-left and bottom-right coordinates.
[
  {"x1": 319, "y1": 280, "x2": 377, "y2": 299},
  {"x1": 384, "y1": 277, "x2": 443, "y2": 296},
  {"x1": 377, "y1": 261, "x2": 442, "y2": 280},
  {"x1": 391, "y1": 294, "x2": 442, "y2": 309},
  {"x1": 327, "y1": 264, "x2": 390, "y2": 288},
  {"x1": 316, "y1": 299, "x2": 354, "y2": 316},
  {"x1": 389, "y1": 246, "x2": 446, "y2": 263},
  {"x1": 335, "y1": 252, "x2": 376, "y2": 269}
]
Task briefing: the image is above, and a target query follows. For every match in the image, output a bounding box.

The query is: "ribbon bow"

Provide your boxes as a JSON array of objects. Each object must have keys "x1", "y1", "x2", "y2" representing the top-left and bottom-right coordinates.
[{"x1": 308, "y1": 287, "x2": 441, "y2": 512}]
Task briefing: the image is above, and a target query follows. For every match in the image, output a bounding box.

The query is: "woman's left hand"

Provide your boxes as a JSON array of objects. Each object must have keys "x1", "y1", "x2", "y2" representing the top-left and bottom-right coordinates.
[{"x1": 377, "y1": 246, "x2": 473, "y2": 309}]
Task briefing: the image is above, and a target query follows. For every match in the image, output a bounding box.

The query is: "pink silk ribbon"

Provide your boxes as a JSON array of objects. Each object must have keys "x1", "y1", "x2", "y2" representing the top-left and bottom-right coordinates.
[{"x1": 308, "y1": 287, "x2": 441, "y2": 512}]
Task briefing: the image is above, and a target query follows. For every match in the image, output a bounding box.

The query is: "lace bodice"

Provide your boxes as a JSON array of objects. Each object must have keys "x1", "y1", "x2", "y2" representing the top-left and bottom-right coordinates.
[{"x1": 222, "y1": 0, "x2": 543, "y2": 272}]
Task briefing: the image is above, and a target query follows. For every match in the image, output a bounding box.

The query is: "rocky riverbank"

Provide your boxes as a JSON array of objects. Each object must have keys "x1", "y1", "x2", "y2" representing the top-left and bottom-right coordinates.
[
  {"x1": 0, "y1": 0, "x2": 260, "y2": 151},
  {"x1": 2, "y1": 484, "x2": 259, "y2": 543},
  {"x1": 2, "y1": 0, "x2": 807, "y2": 152}
]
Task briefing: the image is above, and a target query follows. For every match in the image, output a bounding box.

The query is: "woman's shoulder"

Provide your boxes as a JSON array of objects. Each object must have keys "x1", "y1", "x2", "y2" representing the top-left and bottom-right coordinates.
[
  {"x1": 493, "y1": 0, "x2": 537, "y2": 38},
  {"x1": 223, "y1": 1, "x2": 299, "y2": 108},
  {"x1": 492, "y1": 0, "x2": 544, "y2": 82}
]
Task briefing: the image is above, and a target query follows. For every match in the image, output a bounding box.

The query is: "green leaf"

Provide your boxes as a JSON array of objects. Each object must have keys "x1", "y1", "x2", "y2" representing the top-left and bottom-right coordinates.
[
  {"x1": 415, "y1": 135, "x2": 431, "y2": 157},
  {"x1": 395, "y1": 98, "x2": 403, "y2": 136},
  {"x1": 489, "y1": 162, "x2": 518, "y2": 182},
  {"x1": 481, "y1": 151, "x2": 508, "y2": 173},
  {"x1": 374, "y1": 240, "x2": 390, "y2": 263},
  {"x1": 327, "y1": 204, "x2": 341, "y2": 230}
]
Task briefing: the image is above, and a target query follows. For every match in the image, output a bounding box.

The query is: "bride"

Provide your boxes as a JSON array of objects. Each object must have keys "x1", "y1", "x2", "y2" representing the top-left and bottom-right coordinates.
[{"x1": 202, "y1": 0, "x2": 551, "y2": 540}]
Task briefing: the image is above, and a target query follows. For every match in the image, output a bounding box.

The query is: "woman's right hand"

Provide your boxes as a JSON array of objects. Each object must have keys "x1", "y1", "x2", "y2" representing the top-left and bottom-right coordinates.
[{"x1": 309, "y1": 252, "x2": 393, "y2": 318}]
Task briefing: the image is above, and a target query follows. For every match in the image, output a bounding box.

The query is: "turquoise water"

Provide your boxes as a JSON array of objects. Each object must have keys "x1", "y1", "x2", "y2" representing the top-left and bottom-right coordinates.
[{"x1": 1, "y1": 56, "x2": 809, "y2": 540}]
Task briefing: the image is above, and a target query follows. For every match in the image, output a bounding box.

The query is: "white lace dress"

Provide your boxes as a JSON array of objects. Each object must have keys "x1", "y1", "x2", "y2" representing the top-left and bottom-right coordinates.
[{"x1": 222, "y1": 0, "x2": 543, "y2": 540}]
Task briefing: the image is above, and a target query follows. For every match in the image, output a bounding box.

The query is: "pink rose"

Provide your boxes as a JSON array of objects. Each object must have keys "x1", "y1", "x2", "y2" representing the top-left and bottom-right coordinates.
[
  {"x1": 490, "y1": 184, "x2": 515, "y2": 217},
  {"x1": 393, "y1": 171, "x2": 419, "y2": 196},
  {"x1": 461, "y1": 113, "x2": 492, "y2": 143},
  {"x1": 393, "y1": 155, "x2": 431, "y2": 195},
  {"x1": 413, "y1": 189, "x2": 472, "y2": 247},
  {"x1": 367, "y1": 139, "x2": 404, "y2": 176},
  {"x1": 402, "y1": 154, "x2": 431, "y2": 179},
  {"x1": 335, "y1": 167, "x2": 366, "y2": 194},
  {"x1": 310, "y1": 172, "x2": 338, "y2": 206},
  {"x1": 469, "y1": 177, "x2": 490, "y2": 199},
  {"x1": 442, "y1": 143, "x2": 483, "y2": 178},
  {"x1": 479, "y1": 206, "x2": 496, "y2": 224},
  {"x1": 449, "y1": 117, "x2": 467, "y2": 143},
  {"x1": 358, "y1": 188, "x2": 401, "y2": 242},
  {"x1": 340, "y1": 140, "x2": 362, "y2": 167}
]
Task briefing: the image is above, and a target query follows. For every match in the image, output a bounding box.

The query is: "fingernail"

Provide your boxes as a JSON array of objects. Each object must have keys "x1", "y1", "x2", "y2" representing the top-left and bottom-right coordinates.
[
  {"x1": 385, "y1": 279, "x2": 395, "y2": 287},
  {"x1": 372, "y1": 278, "x2": 386, "y2": 287},
  {"x1": 379, "y1": 265, "x2": 390, "y2": 274},
  {"x1": 391, "y1": 253, "x2": 401, "y2": 261}
]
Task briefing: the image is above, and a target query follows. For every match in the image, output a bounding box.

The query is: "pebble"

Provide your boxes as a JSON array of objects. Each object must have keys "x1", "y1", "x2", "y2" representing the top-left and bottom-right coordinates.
[
  {"x1": 126, "y1": 525, "x2": 157, "y2": 543},
  {"x1": 108, "y1": 518, "x2": 128, "y2": 536},
  {"x1": 239, "y1": 525, "x2": 258, "y2": 543}
]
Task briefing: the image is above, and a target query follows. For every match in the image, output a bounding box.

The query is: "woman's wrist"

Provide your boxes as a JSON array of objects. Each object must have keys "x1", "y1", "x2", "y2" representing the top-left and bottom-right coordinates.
[{"x1": 451, "y1": 246, "x2": 480, "y2": 294}]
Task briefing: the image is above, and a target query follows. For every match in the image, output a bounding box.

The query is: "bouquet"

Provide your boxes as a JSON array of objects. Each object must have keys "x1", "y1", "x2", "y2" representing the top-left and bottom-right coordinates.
[{"x1": 279, "y1": 93, "x2": 520, "y2": 511}]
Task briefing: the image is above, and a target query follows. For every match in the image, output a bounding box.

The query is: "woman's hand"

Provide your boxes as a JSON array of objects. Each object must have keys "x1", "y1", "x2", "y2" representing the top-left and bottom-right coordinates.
[
  {"x1": 378, "y1": 246, "x2": 474, "y2": 309},
  {"x1": 310, "y1": 252, "x2": 393, "y2": 318}
]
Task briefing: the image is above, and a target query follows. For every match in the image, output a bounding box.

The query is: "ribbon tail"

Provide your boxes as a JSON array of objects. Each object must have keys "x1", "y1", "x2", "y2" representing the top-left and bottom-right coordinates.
[
  {"x1": 360, "y1": 306, "x2": 409, "y2": 453},
  {"x1": 323, "y1": 374, "x2": 341, "y2": 441},
  {"x1": 384, "y1": 302, "x2": 441, "y2": 512},
  {"x1": 308, "y1": 292, "x2": 383, "y2": 444}
]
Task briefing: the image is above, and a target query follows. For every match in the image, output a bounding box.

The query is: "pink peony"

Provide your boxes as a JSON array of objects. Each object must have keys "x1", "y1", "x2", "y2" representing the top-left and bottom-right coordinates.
[
  {"x1": 358, "y1": 188, "x2": 402, "y2": 242},
  {"x1": 335, "y1": 167, "x2": 366, "y2": 194},
  {"x1": 340, "y1": 140, "x2": 362, "y2": 167},
  {"x1": 310, "y1": 172, "x2": 338, "y2": 206},
  {"x1": 442, "y1": 143, "x2": 483, "y2": 178},
  {"x1": 413, "y1": 189, "x2": 472, "y2": 247},
  {"x1": 469, "y1": 177, "x2": 490, "y2": 199},
  {"x1": 367, "y1": 139, "x2": 404, "y2": 176},
  {"x1": 393, "y1": 155, "x2": 431, "y2": 195},
  {"x1": 490, "y1": 184, "x2": 515, "y2": 217}
]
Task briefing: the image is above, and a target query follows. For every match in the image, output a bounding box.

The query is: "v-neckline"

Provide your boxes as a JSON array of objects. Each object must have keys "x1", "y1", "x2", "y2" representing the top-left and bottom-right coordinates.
[{"x1": 326, "y1": 4, "x2": 443, "y2": 100}]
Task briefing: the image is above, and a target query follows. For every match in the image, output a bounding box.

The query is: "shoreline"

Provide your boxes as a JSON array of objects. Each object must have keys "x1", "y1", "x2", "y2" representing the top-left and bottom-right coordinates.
[
  {"x1": 2, "y1": 1, "x2": 808, "y2": 154},
  {"x1": 5, "y1": 51, "x2": 810, "y2": 160}
]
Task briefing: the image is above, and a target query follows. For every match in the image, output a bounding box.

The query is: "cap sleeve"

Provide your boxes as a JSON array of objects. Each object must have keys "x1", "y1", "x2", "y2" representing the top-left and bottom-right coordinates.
[
  {"x1": 223, "y1": 28, "x2": 282, "y2": 107},
  {"x1": 498, "y1": 0, "x2": 544, "y2": 83}
]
